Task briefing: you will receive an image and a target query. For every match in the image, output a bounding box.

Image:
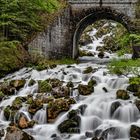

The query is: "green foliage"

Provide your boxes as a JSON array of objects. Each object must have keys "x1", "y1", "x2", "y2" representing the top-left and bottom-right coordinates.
[
  {"x1": 108, "y1": 58, "x2": 140, "y2": 76},
  {"x1": 0, "y1": 0, "x2": 60, "y2": 41},
  {"x1": 129, "y1": 77, "x2": 140, "y2": 85},
  {"x1": 0, "y1": 41, "x2": 28, "y2": 78}
]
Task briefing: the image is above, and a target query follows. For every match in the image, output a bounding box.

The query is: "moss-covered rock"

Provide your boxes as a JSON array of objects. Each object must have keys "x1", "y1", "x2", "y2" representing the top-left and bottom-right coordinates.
[
  {"x1": 0, "y1": 91, "x2": 5, "y2": 101},
  {"x1": 135, "y1": 99, "x2": 140, "y2": 111},
  {"x1": 47, "y1": 98, "x2": 75, "y2": 123},
  {"x1": 83, "y1": 67, "x2": 93, "y2": 74},
  {"x1": 0, "y1": 42, "x2": 30, "y2": 78},
  {"x1": 28, "y1": 99, "x2": 43, "y2": 115},
  {"x1": 28, "y1": 79, "x2": 36, "y2": 86},
  {"x1": 78, "y1": 84, "x2": 94, "y2": 96},
  {"x1": 98, "y1": 51, "x2": 104, "y2": 59},
  {"x1": 88, "y1": 79, "x2": 97, "y2": 87},
  {"x1": 5, "y1": 126, "x2": 34, "y2": 140},
  {"x1": 116, "y1": 89, "x2": 130, "y2": 100},
  {"x1": 0, "y1": 82, "x2": 15, "y2": 95},
  {"x1": 127, "y1": 84, "x2": 140, "y2": 93},
  {"x1": 10, "y1": 79, "x2": 26, "y2": 90},
  {"x1": 51, "y1": 86, "x2": 70, "y2": 98},
  {"x1": 38, "y1": 80, "x2": 52, "y2": 93},
  {"x1": 66, "y1": 81, "x2": 74, "y2": 88},
  {"x1": 47, "y1": 78, "x2": 63, "y2": 88}
]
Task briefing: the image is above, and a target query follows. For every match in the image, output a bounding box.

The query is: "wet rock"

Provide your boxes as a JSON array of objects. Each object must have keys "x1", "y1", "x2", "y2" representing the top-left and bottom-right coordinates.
[
  {"x1": 0, "y1": 82, "x2": 15, "y2": 95},
  {"x1": 101, "y1": 127, "x2": 120, "y2": 139},
  {"x1": 78, "y1": 84, "x2": 94, "y2": 96},
  {"x1": 130, "y1": 125, "x2": 140, "y2": 139},
  {"x1": 102, "y1": 87, "x2": 108, "y2": 93},
  {"x1": 78, "y1": 104, "x2": 87, "y2": 115},
  {"x1": 47, "y1": 98, "x2": 75, "y2": 123},
  {"x1": 92, "y1": 137, "x2": 104, "y2": 140},
  {"x1": 83, "y1": 67, "x2": 93, "y2": 74},
  {"x1": 58, "y1": 119, "x2": 79, "y2": 133},
  {"x1": 18, "y1": 116, "x2": 28, "y2": 129},
  {"x1": 4, "y1": 106, "x2": 17, "y2": 121},
  {"x1": 127, "y1": 84, "x2": 140, "y2": 93},
  {"x1": 52, "y1": 86, "x2": 70, "y2": 98},
  {"x1": 10, "y1": 79, "x2": 26, "y2": 90},
  {"x1": 12, "y1": 97, "x2": 26, "y2": 110},
  {"x1": 38, "y1": 80, "x2": 52, "y2": 93},
  {"x1": 85, "y1": 131, "x2": 93, "y2": 138},
  {"x1": 47, "y1": 78, "x2": 63, "y2": 88},
  {"x1": 67, "y1": 110, "x2": 78, "y2": 119},
  {"x1": 116, "y1": 89, "x2": 130, "y2": 100},
  {"x1": 66, "y1": 81, "x2": 74, "y2": 88},
  {"x1": 0, "y1": 129, "x2": 5, "y2": 137},
  {"x1": 88, "y1": 79, "x2": 97, "y2": 87},
  {"x1": 98, "y1": 51, "x2": 104, "y2": 59},
  {"x1": 135, "y1": 99, "x2": 140, "y2": 111},
  {"x1": 5, "y1": 126, "x2": 34, "y2": 140},
  {"x1": 110, "y1": 101, "x2": 121, "y2": 116},
  {"x1": 28, "y1": 99, "x2": 43, "y2": 115},
  {"x1": 67, "y1": 128, "x2": 80, "y2": 133},
  {"x1": 0, "y1": 91, "x2": 5, "y2": 101},
  {"x1": 79, "y1": 50, "x2": 94, "y2": 57},
  {"x1": 28, "y1": 79, "x2": 36, "y2": 86}
]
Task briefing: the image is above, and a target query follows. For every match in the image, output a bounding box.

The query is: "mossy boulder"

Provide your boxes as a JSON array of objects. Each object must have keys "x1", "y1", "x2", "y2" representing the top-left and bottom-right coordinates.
[
  {"x1": 130, "y1": 125, "x2": 140, "y2": 139},
  {"x1": 38, "y1": 80, "x2": 52, "y2": 93},
  {"x1": 58, "y1": 110, "x2": 81, "y2": 133},
  {"x1": 88, "y1": 79, "x2": 97, "y2": 87},
  {"x1": 135, "y1": 100, "x2": 140, "y2": 111},
  {"x1": 0, "y1": 82, "x2": 15, "y2": 95},
  {"x1": 5, "y1": 126, "x2": 34, "y2": 140},
  {"x1": 66, "y1": 81, "x2": 74, "y2": 88},
  {"x1": 98, "y1": 51, "x2": 104, "y2": 59},
  {"x1": 10, "y1": 79, "x2": 26, "y2": 90},
  {"x1": 47, "y1": 98, "x2": 75, "y2": 123},
  {"x1": 78, "y1": 84, "x2": 94, "y2": 96},
  {"x1": 79, "y1": 50, "x2": 94, "y2": 57},
  {"x1": 51, "y1": 86, "x2": 70, "y2": 98},
  {"x1": 127, "y1": 84, "x2": 140, "y2": 93},
  {"x1": 116, "y1": 89, "x2": 130, "y2": 100},
  {"x1": 28, "y1": 79, "x2": 36, "y2": 86},
  {"x1": 0, "y1": 42, "x2": 30, "y2": 78},
  {"x1": 83, "y1": 67, "x2": 93, "y2": 74},
  {"x1": 4, "y1": 106, "x2": 17, "y2": 121},
  {"x1": 28, "y1": 99, "x2": 43, "y2": 115},
  {"x1": 0, "y1": 91, "x2": 5, "y2": 101},
  {"x1": 47, "y1": 78, "x2": 62, "y2": 88}
]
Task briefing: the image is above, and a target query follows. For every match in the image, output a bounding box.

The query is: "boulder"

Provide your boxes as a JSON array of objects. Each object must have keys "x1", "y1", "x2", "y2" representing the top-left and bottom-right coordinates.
[
  {"x1": 52, "y1": 86, "x2": 70, "y2": 98},
  {"x1": 110, "y1": 101, "x2": 121, "y2": 117},
  {"x1": 116, "y1": 89, "x2": 130, "y2": 100},
  {"x1": 28, "y1": 99, "x2": 43, "y2": 115},
  {"x1": 135, "y1": 100, "x2": 140, "y2": 111},
  {"x1": 130, "y1": 125, "x2": 140, "y2": 139},
  {"x1": 98, "y1": 51, "x2": 104, "y2": 59},
  {"x1": 83, "y1": 67, "x2": 93, "y2": 74},
  {"x1": 0, "y1": 91, "x2": 5, "y2": 101},
  {"x1": 10, "y1": 79, "x2": 26, "y2": 90},
  {"x1": 5, "y1": 126, "x2": 34, "y2": 140},
  {"x1": 47, "y1": 78, "x2": 62, "y2": 88},
  {"x1": 78, "y1": 84, "x2": 94, "y2": 96},
  {"x1": 28, "y1": 79, "x2": 36, "y2": 86},
  {"x1": 127, "y1": 84, "x2": 140, "y2": 93},
  {"x1": 47, "y1": 98, "x2": 75, "y2": 123}
]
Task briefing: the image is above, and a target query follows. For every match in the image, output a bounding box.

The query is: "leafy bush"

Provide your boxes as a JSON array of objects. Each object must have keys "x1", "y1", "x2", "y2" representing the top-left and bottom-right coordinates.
[{"x1": 108, "y1": 58, "x2": 140, "y2": 76}]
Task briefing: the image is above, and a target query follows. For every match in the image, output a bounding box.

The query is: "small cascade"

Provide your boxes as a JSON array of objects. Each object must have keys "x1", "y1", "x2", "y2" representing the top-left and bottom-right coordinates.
[{"x1": 33, "y1": 104, "x2": 47, "y2": 124}]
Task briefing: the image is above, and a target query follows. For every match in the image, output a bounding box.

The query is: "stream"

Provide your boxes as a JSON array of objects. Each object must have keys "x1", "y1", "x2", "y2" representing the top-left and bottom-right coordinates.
[{"x1": 0, "y1": 22, "x2": 140, "y2": 140}]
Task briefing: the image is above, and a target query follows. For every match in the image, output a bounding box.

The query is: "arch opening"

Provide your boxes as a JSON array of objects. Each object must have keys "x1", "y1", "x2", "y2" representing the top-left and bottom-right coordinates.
[{"x1": 72, "y1": 9, "x2": 132, "y2": 59}]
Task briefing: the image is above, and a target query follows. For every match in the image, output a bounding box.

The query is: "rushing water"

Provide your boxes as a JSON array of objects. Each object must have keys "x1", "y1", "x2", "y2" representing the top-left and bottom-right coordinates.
[{"x1": 0, "y1": 23, "x2": 139, "y2": 140}]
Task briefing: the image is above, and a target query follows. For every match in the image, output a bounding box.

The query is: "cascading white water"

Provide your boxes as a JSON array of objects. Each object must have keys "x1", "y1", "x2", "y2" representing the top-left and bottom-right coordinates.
[{"x1": 0, "y1": 21, "x2": 139, "y2": 140}]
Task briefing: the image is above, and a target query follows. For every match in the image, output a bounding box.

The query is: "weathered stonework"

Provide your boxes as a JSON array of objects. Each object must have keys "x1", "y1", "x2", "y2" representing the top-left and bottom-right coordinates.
[{"x1": 29, "y1": 0, "x2": 139, "y2": 59}]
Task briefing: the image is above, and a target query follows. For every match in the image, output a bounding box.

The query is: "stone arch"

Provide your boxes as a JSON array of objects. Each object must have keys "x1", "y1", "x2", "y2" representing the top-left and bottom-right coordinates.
[{"x1": 72, "y1": 7, "x2": 134, "y2": 58}]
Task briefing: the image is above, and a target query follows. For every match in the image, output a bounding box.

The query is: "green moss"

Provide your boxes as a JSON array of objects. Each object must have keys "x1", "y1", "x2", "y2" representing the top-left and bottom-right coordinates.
[
  {"x1": 0, "y1": 41, "x2": 29, "y2": 78},
  {"x1": 0, "y1": 91, "x2": 4, "y2": 101},
  {"x1": 38, "y1": 80, "x2": 52, "y2": 93}
]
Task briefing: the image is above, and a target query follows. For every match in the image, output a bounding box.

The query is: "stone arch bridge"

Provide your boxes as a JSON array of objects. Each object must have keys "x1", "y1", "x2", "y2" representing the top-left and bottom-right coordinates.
[{"x1": 29, "y1": 0, "x2": 140, "y2": 59}]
